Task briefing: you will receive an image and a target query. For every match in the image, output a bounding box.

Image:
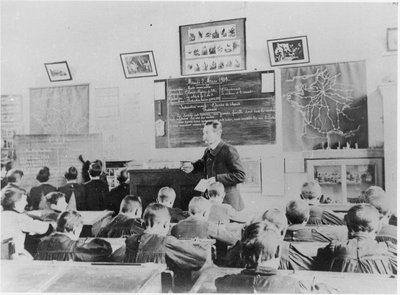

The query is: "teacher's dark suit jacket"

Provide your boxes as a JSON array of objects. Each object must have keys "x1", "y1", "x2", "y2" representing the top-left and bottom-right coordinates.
[{"x1": 192, "y1": 141, "x2": 246, "y2": 211}]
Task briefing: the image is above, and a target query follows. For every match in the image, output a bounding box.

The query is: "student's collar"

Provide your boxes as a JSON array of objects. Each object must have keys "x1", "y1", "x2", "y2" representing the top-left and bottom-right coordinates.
[
  {"x1": 209, "y1": 140, "x2": 223, "y2": 156},
  {"x1": 66, "y1": 180, "x2": 77, "y2": 184}
]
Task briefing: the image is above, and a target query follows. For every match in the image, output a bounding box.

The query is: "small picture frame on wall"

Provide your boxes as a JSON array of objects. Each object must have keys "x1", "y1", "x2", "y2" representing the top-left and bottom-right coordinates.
[
  {"x1": 120, "y1": 51, "x2": 158, "y2": 79},
  {"x1": 267, "y1": 36, "x2": 310, "y2": 67},
  {"x1": 387, "y1": 28, "x2": 397, "y2": 51},
  {"x1": 44, "y1": 61, "x2": 72, "y2": 82}
]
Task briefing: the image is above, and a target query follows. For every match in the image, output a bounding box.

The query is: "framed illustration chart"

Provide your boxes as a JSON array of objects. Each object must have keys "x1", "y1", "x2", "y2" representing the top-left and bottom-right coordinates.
[{"x1": 180, "y1": 18, "x2": 246, "y2": 76}]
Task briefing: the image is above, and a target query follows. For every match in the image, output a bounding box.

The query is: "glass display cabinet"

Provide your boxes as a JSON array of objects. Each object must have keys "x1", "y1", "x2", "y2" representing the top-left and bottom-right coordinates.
[{"x1": 306, "y1": 158, "x2": 383, "y2": 204}]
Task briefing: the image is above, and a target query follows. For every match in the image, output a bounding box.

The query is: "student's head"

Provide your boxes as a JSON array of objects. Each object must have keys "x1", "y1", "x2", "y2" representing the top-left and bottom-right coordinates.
[
  {"x1": 261, "y1": 208, "x2": 288, "y2": 237},
  {"x1": 241, "y1": 221, "x2": 282, "y2": 269},
  {"x1": 203, "y1": 120, "x2": 222, "y2": 147},
  {"x1": 157, "y1": 186, "x2": 176, "y2": 208},
  {"x1": 1, "y1": 188, "x2": 28, "y2": 213},
  {"x1": 364, "y1": 186, "x2": 392, "y2": 224},
  {"x1": 45, "y1": 192, "x2": 68, "y2": 212},
  {"x1": 120, "y1": 195, "x2": 142, "y2": 218},
  {"x1": 345, "y1": 204, "x2": 381, "y2": 237},
  {"x1": 64, "y1": 166, "x2": 78, "y2": 181},
  {"x1": 88, "y1": 162, "x2": 102, "y2": 178},
  {"x1": 6, "y1": 169, "x2": 24, "y2": 185},
  {"x1": 207, "y1": 182, "x2": 225, "y2": 204},
  {"x1": 286, "y1": 199, "x2": 310, "y2": 225},
  {"x1": 300, "y1": 181, "x2": 322, "y2": 205},
  {"x1": 94, "y1": 159, "x2": 103, "y2": 168},
  {"x1": 117, "y1": 169, "x2": 128, "y2": 184},
  {"x1": 36, "y1": 166, "x2": 50, "y2": 183},
  {"x1": 143, "y1": 203, "x2": 171, "y2": 236},
  {"x1": 56, "y1": 210, "x2": 84, "y2": 239},
  {"x1": 188, "y1": 196, "x2": 211, "y2": 219}
]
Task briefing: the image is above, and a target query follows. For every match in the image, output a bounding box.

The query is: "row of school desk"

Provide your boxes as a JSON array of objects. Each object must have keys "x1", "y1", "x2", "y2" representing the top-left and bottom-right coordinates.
[{"x1": 189, "y1": 266, "x2": 397, "y2": 293}]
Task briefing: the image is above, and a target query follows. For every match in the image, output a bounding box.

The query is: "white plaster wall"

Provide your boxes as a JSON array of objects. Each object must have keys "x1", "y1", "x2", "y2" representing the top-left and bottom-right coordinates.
[{"x1": 1, "y1": 1, "x2": 397, "y2": 210}]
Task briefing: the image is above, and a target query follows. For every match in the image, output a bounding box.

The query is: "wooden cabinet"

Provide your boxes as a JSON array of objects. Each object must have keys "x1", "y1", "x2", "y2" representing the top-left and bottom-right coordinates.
[{"x1": 128, "y1": 168, "x2": 203, "y2": 210}]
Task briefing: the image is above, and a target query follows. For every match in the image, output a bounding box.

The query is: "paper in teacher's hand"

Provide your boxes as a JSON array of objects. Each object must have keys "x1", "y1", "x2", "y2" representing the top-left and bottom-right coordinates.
[{"x1": 194, "y1": 178, "x2": 216, "y2": 192}]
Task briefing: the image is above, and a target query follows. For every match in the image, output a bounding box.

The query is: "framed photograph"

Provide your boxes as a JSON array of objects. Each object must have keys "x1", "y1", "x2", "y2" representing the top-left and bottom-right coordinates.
[
  {"x1": 44, "y1": 61, "x2": 72, "y2": 82},
  {"x1": 387, "y1": 28, "x2": 397, "y2": 51},
  {"x1": 179, "y1": 18, "x2": 246, "y2": 76},
  {"x1": 120, "y1": 51, "x2": 158, "y2": 79},
  {"x1": 267, "y1": 36, "x2": 310, "y2": 67}
]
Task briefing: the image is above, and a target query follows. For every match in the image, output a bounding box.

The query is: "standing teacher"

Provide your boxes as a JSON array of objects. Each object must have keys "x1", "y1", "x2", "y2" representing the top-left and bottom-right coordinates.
[{"x1": 181, "y1": 120, "x2": 246, "y2": 211}]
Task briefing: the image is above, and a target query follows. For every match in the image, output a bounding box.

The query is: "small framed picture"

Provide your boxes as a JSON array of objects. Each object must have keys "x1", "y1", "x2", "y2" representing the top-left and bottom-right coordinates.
[
  {"x1": 120, "y1": 51, "x2": 158, "y2": 79},
  {"x1": 387, "y1": 28, "x2": 397, "y2": 51},
  {"x1": 44, "y1": 61, "x2": 72, "y2": 82},
  {"x1": 267, "y1": 36, "x2": 310, "y2": 67}
]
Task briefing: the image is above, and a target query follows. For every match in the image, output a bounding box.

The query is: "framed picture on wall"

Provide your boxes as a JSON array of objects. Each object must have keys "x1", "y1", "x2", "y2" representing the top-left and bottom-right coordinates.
[
  {"x1": 179, "y1": 18, "x2": 246, "y2": 76},
  {"x1": 44, "y1": 61, "x2": 72, "y2": 82},
  {"x1": 267, "y1": 36, "x2": 310, "y2": 67},
  {"x1": 120, "y1": 51, "x2": 158, "y2": 79},
  {"x1": 387, "y1": 28, "x2": 397, "y2": 51}
]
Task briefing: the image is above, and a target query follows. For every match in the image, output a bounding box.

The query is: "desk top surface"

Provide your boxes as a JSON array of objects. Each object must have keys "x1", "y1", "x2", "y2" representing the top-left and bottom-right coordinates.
[
  {"x1": 1, "y1": 260, "x2": 166, "y2": 293},
  {"x1": 190, "y1": 266, "x2": 397, "y2": 294}
]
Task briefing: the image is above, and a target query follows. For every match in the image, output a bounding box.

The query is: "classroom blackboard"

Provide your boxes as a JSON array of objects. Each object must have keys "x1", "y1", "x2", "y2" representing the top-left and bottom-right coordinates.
[
  {"x1": 155, "y1": 71, "x2": 275, "y2": 148},
  {"x1": 14, "y1": 134, "x2": 103, "y2": 191}
]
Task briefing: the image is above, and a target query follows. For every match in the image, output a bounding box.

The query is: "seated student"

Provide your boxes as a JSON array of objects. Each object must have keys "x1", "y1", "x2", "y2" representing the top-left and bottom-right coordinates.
[
  {"x1": 215, "y1": 222, "x2": 329, "y2": 293},
  {"x1": 156, "y1": 186, "x2": 189, "y2": 222},
  {"x1": 1, "y1": 169, "x2": 26, "y2": 197},
  {"x1": 1, "y1": 188, "x2": 52, "y2": 260},
  {"x1": 171, "y1": 196, "x2": 239, "y2": 245},
  {"x1": 364, "y1": 186, "x2": 397, "y2": 244},
  {"x1": 35, "y1": 210, "x2": 112, "y2": 261},
  {"x1": 39, "y1": 192, "x2": 69, "y2": 223},
  {"x1": 108, "y1": 169, "x2": 130, "y2": 215},
  {"x1": 315, "y1": 204, "x2": 396, "y2": 274},
  {"x1": 207, "y1": 182, "x2": 248, "y2": 224},
  {"x1": 285, "y1": 199, "x2": 347, "y2": 243},
  {"x1": 301, "y1": 181, "x2": 344, "y2": 225},
  {"x1": 223, "y1": 208, "x2": 315, "y2": 271},
  {"x1": 83, "y1": 162, "x2": 109, "y2": 211},
  {"x1": 58, "y1": 166, "x2": 85, "y2": 211},
  {"x1": 124, "y1": 203, "x2": 208, "y2": 269},
  {"x1": 97, "y1": 195, "x2": 144, "y2": 238},
  {"x1": 28, "y1": 167, "x2": 57, "y2": 210}
]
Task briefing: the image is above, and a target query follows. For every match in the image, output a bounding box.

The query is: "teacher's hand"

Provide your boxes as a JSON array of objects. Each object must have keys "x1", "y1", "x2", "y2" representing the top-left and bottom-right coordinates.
[{"x1": 181, "y1": 162, "x2": 194, "y2": 173}]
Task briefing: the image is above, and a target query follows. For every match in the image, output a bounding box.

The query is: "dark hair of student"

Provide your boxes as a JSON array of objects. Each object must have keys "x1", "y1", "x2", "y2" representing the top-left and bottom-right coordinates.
[
  {"x1": 56, "y1": 210, "x2": 83, "y2": 232},
  {"x1": 346, "y1": 204, "x2": 380, "y2": 233},
  {"x1": 204, "y1": 120, "x2": 222, "y2": 131},
  {"x1": 117, "y1": 169, "x2": 128, "y2": 184},
  {"x1": 88, "y1": 162, "x2": 102, "y2": 177},
  {"x1": 36, "y1": 166, "x2": 50, "y2": 182},
  {"x1": 120, "y1": 195, "x2": 142, "y2": 214},
  {"x1": 285, "y1": 199, "x2": 310, "y2": 225},
  {"x1": 64, "y1": 166, "x2": 78, "y2": 180},
  {"x1": 241, "y1": 221, "x2": 281, "y2": 268},
  {"x1": 1, "y1": 188, "x2": 24, "y2": 210},
  {"x1": 143, "y1": 203, "x2": 170, "y2": 228},
  {"x1": 46, "y1": 192, "x2": 65, "y2": 205},
  {"x1": 7, "y1": 169, "x2": 24, "y2": 183}
]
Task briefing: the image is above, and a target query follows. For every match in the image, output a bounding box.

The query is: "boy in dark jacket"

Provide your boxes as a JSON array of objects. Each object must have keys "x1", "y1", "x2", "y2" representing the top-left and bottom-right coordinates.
[
  {"x1": 83, "y1": 162, "x2": 109, "y2": 210},
  {"x1": 156, "y1": 186, "x2": 189, "y2": 222}
]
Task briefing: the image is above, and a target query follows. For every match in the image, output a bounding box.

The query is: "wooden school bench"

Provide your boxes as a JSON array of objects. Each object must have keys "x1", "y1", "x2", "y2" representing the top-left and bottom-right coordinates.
[
  {"x1": 189, "y1": 266, "x2": 397, "y2": 293},
  {"x1": 1, "y1": 260, "x2": 169, "y2": 293}
]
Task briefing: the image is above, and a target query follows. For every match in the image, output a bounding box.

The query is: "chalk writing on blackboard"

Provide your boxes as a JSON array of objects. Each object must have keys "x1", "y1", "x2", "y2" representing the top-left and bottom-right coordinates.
[{"x1": 156, "y1": 71, "x2": 275, "y2": 148}]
